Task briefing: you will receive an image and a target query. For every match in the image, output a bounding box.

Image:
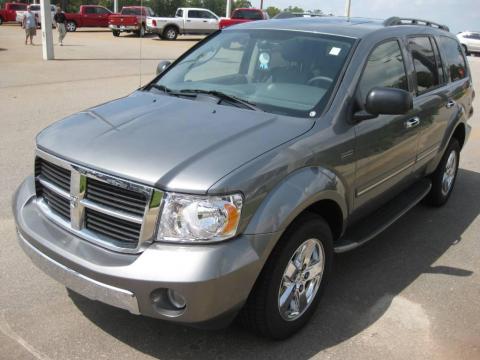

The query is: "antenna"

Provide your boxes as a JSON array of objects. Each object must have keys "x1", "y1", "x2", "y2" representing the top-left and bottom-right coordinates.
[{"x1": 139, "y1": 0, "x2": 144, "y2": 88}]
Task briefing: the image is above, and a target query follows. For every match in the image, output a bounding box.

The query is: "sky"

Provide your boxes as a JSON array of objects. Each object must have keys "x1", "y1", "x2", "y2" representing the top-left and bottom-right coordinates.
[{"x1": 255, "y1": 0, "x2": 480, "y2": 34}]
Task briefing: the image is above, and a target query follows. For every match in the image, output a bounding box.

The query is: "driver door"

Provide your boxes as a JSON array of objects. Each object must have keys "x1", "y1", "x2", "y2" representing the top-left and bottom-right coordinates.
[{"x1": 353, "y1": 39, "x2": 420, "y2": 210}]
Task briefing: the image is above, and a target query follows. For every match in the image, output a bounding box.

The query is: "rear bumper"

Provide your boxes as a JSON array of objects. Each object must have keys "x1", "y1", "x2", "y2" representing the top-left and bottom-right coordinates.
[
  {"x1": 146, "y1": 25, "x2": 162, "y2": 34},
  {"x1": 109, "y1": 24, "x2": 138, "y2": 31},
  {"x1": 13, "y1": 176, "x2": 277, "y2": 327}
]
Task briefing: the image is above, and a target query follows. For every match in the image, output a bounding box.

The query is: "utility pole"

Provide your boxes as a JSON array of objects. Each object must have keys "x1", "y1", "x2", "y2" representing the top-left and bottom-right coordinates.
[
  {"x1": 344, "y1": 0, "x2": 351, "y2": 17},
  {"x1": 260, "y1": 0, "x2": 263, "y2": 9},
  {"x1": 114, "y1": 0, "x2": 118, "y2": 13},
  {"x1": 226, "y1": 0, "x2": 231, "y2": 17},
  {"x1": 40, "y1": 0, "x2": 54, "y2": 60}
]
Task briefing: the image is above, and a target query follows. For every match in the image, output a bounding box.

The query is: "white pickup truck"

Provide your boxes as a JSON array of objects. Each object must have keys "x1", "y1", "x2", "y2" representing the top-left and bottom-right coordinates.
[{"x1": 146, "y1": 7, "x2": 219, "y2": 40}]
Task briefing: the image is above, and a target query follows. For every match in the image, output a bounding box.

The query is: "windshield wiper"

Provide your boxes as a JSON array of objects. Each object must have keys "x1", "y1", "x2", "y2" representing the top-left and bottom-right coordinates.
[{"x1": 178, "y1": 89, "x2": 262, "y2": 111}]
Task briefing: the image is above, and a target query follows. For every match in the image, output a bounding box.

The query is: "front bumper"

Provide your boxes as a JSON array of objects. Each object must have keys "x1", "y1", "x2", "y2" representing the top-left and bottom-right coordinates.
[
  {"x1": 13, "y1": 176, "x2": 277, "y2": 327},
  {"x1": 109, "y1": 24, "x2": 138, "y2": 31}
]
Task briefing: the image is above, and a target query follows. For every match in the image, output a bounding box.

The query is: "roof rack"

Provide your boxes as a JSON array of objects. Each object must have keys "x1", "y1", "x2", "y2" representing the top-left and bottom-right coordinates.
[{"x1": 384, "y1": 17, "x2": 450, "y2": 32}]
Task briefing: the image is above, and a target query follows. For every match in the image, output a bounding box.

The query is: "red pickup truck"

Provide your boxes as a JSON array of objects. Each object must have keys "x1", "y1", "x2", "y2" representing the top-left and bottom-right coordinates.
[
  {"x1": 219, "y1": 8, "x2": 269, "y2": 29},
  {"x1": 64, "y1": 5, "x2": 113, "y2": 32},
  {"x1": 0, "y1": 2, "x2": 27, "y2": 25},
  {"x1": 108, "y1": 6, "x2": 154, "y2": 37}
]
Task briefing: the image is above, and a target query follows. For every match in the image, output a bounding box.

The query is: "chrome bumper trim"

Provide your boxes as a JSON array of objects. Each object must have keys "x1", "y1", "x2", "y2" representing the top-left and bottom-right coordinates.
[{"x1": 18, "y1": 230, "x2": 140, "y2": 315}]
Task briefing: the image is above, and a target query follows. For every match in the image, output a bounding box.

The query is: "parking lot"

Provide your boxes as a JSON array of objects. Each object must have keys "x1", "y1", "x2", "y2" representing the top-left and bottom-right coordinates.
[{"x1": 1, "y1": 24, "x2": 480, "y2": 359}]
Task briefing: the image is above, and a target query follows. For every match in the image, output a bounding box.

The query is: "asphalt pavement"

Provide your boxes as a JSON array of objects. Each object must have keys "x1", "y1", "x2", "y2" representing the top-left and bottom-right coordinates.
[{"x1": 0, "y1": 24, "x2": 479, "y2": 360}]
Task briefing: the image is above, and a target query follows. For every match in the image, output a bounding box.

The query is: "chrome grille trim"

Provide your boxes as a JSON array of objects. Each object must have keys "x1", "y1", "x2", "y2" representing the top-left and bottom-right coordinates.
[{"x1": 34, "y1": 148, "x2": 163, "y2": 254}]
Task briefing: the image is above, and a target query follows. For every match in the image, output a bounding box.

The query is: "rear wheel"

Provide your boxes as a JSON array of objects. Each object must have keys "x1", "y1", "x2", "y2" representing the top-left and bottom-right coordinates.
[
  {"x1": 65, "y1": 21, "x2": 76, "y2": 32},
  {"x1": 240, "y1": 213, "x2": 333, "y2": 339},
  {"x1": 426, "y1": 138, "x2": 460, "y2": 206},
  {"x1": 163, "y1": 26, "x2": 178, "y2": 41},
  {"x1": 112, "y1": 30, "x2": 120, "y2": 37}
]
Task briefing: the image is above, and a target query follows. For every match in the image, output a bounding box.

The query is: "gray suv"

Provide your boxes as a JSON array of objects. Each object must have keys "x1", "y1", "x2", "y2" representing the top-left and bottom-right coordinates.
[{"x1": 13, "y1": 16, "x2": 474, "y2": 339}]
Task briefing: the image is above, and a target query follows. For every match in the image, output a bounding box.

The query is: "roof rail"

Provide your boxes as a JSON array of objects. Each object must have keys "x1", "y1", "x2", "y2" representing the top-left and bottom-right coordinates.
[{"x1": 384, "y1": 17, "x2": 450, "y2": 32}]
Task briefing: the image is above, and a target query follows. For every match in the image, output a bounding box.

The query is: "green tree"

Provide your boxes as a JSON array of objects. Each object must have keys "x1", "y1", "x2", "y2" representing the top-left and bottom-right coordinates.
[
  {"x1": 233, "y1": 0, "x2": 252, "y2": 10},
  {"x1": 284, "y1": 5, "x2": 304, "y2": 13},
  {"x1": 265, "y1": 6, "x2": 280, "y2": 17}
]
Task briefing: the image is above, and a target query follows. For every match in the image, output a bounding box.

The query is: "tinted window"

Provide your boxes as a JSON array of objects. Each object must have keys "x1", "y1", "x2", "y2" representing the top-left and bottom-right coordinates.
[
  {"x1": 188, "y1": 10, "x2": 201, "y2": 18},
  {"x1": 438, "y1": 36, "x2": 467, "y2": 81},
  {"x1": 84, "y1": 7, "x2": 96, "y2": 14},
  {"x1": 233, "y1": 10, "x2": 263, "y2": 20},
  {"x1": 11, "y1": 4, "x2": 27, "y2": 10},
  {"x1": 358, "y1": 40, "x2": 408, "y2": 104},
  {"x1": 431, "y1": 38, "x2": 445, "y2": 84},
  {"x1": 122, "y1": 8, "x2": 141, "y2": 15},
  {"x1": 409, "y1": 37, "x2": 440, "y2": 94},
  {"x1": 176, "y1": 9, "x2": 183, "y2": 17},
  {"x1": 96, "y1": 7, "x2": 110, "y2": 14},
  {"x1": 30, "y1": 5, "x2": 40, "y2": 11},
  {"x1": 198, "y1": 11, "x2": 215, "y2": 19}
]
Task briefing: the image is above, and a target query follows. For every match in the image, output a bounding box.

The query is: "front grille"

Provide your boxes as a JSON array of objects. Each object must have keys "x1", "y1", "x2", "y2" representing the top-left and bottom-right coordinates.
[
  {"x1": 35, "y1": 157, "x2": 71, "y2": 220},
  {"x1": 35, "y1": 157, "x2": 71, "y2": 192},
  {"x1": 34, "y1": 152, "x2": 161, "y2": 253},
  {"x1": 85, "y1": 208, "x2": 141, "y2": 248},
  {"x1": 86, "y1": 178, "x2": 147, "y2": 217}
]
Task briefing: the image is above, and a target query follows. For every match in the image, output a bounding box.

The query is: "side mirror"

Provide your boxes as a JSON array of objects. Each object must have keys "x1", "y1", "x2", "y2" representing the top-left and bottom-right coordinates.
[
  {"x1": 354, "y1": 87, "x2": 413, "y2": 121},
  {"x1": 156, "y1": 60, "x2": 172, "y2": 76}
]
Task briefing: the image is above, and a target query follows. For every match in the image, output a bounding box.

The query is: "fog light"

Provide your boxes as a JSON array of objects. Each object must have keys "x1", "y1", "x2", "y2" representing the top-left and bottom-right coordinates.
[{"x1": 167, "y1": 289, "x2": 186, "y2": 309}]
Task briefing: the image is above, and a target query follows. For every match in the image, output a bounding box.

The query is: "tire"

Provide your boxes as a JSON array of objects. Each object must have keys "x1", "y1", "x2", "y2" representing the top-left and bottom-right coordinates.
[
  {"x1": 0, "y1": 17, "x2": 3, "y2": 25},
  {"x1": 426, "y1": 138, "x2": 460, "y2": 206},
  {"x1": 138, "y1": 24, "x2": 145, "y2": 37},
  {"x1": 65, "y1": 21, "x2": 76, "y2": 32},
  {"x1": 112, "y1": 30, "x2": 120, "y2": 37},
  {"x1": 157, "y1": 33, "x2": 163, "y2": 40},
  {"x1": 240, "y1": 213, "x2": 333, "y2": 339},
  {"x1": 462, "y1": 44, "x2": 470, "y2": 56},
  {"x1": 163, "y1": 26, "x2": 178, "y2": 41}
]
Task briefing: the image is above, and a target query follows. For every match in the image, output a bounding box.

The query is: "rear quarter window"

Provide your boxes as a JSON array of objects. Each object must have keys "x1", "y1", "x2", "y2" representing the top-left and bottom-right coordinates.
[{"x1": 438, "y1": 36, "x2": 467, "y2": 82}]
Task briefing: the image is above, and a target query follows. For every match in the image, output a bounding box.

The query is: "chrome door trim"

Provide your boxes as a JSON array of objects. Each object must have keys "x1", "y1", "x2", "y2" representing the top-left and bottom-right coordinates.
[{"x1": 356, "y1": 160, "x2": 415, "y2": 197}]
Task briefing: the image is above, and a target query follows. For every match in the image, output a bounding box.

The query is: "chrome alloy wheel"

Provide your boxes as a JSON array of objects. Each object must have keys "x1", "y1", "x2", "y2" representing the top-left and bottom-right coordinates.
[
  {"x1": 441, "y1": 150, "x2": 457, "y2": 196},
  {"x1": 165, "y1": 28, "x2": 176, "y2": 39},
  {"x1": 278, "y1": 238, "x2": 325, "y2": 321}
]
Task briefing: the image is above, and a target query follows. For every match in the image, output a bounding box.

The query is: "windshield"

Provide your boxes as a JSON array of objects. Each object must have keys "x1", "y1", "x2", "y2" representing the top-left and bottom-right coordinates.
[{"x1": 153, "y1": 30, "x2": 355, "y2": 117}]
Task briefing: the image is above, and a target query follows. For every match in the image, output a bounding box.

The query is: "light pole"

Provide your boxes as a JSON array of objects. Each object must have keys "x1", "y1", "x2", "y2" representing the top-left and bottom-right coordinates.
[
  {"x1": 344, "y1": 0, "x2": 351, "y2": 17},
  {"x1": 40, "y1": 0, "x2": 54, "y2": 60},
  {"x1": 226, "y1": 0, "x2": 231, "y2": 17}
]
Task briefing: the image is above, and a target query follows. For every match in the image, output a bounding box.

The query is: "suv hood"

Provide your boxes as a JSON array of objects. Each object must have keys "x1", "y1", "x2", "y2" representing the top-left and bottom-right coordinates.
[{"x1": 37, "y1": 91, "x2": 314, "y2": 193}]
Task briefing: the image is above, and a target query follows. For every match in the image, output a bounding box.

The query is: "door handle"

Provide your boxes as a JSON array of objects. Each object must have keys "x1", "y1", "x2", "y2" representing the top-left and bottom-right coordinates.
[
  {"x1": 446, "y1": 100, "x2": 456, "y2": 108},
  {"x1": 203, "y1": 20, "x2": 207, "y2": 22},
  {"x1": 186, "y1": 19, "x2": 191, "y2": 22},
  {"x1": 405, "y1": 117, "x2": 420, "y2": 129}
]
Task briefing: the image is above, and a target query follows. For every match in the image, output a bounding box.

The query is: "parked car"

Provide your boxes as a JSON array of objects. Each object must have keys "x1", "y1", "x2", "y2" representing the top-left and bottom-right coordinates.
[
  {"x1": 0, "y1": 2, "x2": 27, "y2": 25},
  {"x1": 16, "y1": 4, "x2": 56, "y2": 27},
  {"x1": 108, "y1": 6, "x2": 154, "y2": 37},
  {"x1": 14, "y1": 16, "x2": 473, "y2": 340},
  {"x1": 219, "y1": 8, "x2": 269, "y2": 29},
  {"x1": 64, "y1": 5, "x2": 113, "y2": 32},
  {"x1": 457, "y1": 31, "x2": 480, "y2": 55},
  {"x1": 146, "y1": 7, "x2": 219, "y2": 40}
]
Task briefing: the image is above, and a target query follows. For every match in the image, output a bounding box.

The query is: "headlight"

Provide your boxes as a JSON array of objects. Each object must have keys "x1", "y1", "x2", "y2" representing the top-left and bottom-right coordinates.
[{"x1": 156, "y1": 193, "x2": 243, "y2": 243}]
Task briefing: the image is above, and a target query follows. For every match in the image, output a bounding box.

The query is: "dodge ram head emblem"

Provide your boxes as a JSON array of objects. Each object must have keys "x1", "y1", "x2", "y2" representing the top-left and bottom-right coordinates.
[{"x1": 70, "y1": 196, "x2": 79, "y2": 209}]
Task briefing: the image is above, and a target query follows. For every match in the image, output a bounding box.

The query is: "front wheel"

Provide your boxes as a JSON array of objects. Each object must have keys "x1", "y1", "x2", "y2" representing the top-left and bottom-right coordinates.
[
  {"x1": 65, "y1": 21, "x2": 76, "y2": 32},
  {"x1": 137, "y1": 25, "x2": 145, "y2": 37},
  {"x1": 240, "y1": 213, "x2": 333, "y2": 339},
  {"x1": 426, "y1": 138, "x2": 460, "y2": 206},
  {"x1": 112, "y1": 30, "x2": 120, "y2": 37}
]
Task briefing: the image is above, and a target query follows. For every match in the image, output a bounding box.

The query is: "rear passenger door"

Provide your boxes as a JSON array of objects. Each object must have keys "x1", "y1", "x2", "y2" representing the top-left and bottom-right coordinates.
[
  {"x1": 407, "y1": 35, "x2": 450, "y2": 170},
  {"x1": 353, "y1": 39, "x2": 419, "y2": 210}
]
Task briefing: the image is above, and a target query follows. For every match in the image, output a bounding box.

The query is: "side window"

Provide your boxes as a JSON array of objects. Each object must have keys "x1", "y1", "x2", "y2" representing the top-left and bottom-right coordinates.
[
  {"x1": 96, "y1": 7, "x2": 110, "y2": 14},
  {"x1": 175, "y1": 9, "x2": 183, "y2": 18},
  {"x1": 84, "y1": 7, "x2": 96, "y2": 14},
  {"x1": 188, "y1": 10, "x2": 201, "y2": 18},
  {"x1": 408, "y1": 36, "x2": 439, "y2": 94},
  {"x1": 438, "y1": 36, "x2": 467, "y2": 82},
  {"x1": 431, "y1": 37, "x2": 445, "y2": 84},
  {"x1": 358, "y1": 40, "x2": 408, "y2": 105}
]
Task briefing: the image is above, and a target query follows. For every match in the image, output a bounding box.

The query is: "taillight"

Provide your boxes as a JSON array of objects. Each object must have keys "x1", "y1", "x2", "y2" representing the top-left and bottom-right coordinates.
[{"x1": 152, "y1": 19, "x2": 157, "y2": 27}]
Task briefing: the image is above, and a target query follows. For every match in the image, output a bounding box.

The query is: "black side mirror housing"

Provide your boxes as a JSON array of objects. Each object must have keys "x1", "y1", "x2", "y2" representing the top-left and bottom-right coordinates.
[
  {"x1": 156, "y1": 60, "x2": 172, "y2": 76},
  {"x1": 354, "y1": 87, "x2": 413, "y2": 122}
]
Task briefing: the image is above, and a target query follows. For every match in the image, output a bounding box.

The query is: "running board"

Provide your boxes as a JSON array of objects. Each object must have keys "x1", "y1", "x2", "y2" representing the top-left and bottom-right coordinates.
[{"x1": 334, "y1": 178, "x2": 432, "y2": 253}]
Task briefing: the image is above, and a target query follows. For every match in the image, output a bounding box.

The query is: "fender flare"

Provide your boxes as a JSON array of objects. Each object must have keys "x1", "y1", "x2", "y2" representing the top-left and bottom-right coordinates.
[{"x1": 243, "y1": 166, "x2": 348, "y2": 237}]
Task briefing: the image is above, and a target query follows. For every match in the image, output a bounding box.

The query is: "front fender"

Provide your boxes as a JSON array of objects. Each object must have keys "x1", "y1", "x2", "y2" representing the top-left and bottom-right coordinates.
[{"x1": 243, "y1": 166, "x2": 348, "y2": 235}]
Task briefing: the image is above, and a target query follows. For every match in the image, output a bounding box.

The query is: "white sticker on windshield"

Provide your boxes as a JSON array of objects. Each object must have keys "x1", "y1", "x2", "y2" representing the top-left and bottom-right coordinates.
[
  {"x1": 259, "y1": 52, "x2": 270, "y2": 70},
  {"x1": 329, "y1": 47, "x2": 342, "y2": 56}
]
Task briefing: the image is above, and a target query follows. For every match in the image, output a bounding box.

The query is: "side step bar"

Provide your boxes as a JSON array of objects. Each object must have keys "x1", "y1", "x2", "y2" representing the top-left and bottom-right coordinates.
[{"x1": 334, "y1": 178, "x2": 432, "y2": 253}]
